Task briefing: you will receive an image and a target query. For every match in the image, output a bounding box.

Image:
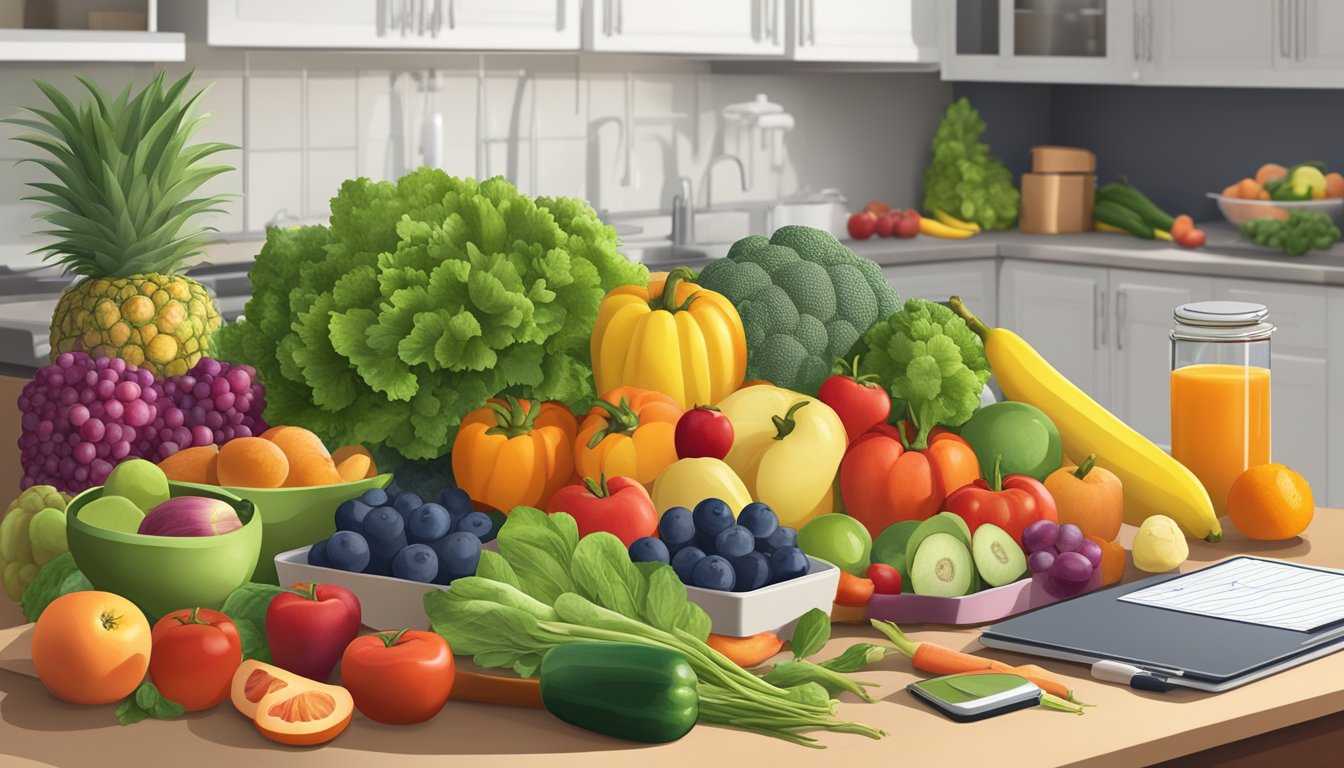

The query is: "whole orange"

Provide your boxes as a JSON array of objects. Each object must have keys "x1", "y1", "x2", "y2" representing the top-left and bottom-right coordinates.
[
  {"x1": 32, "y1": 591, "x2": 151, "y2": 704},
  {"x1": 1227, "y1": 464, "x2": 1314, "y2": 541}
]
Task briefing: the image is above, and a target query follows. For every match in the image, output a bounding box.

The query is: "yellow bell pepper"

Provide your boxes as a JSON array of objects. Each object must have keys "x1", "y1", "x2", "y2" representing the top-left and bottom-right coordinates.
[
  {"x1": 716, "y1": 385, "x2": 847, "y2": 528},
  {"x1": 591, "y1": 267, "x2": 747, "y2": 410},
  {"x1": 652, "y1": 457, "x2": 754, "y2": 516}
]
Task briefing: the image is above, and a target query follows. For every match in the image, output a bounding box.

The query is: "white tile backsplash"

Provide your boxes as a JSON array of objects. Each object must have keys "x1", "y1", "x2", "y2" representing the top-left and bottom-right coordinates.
[
  {"x1": 306, "y1": 73, "x2": 358, "y2": 149},
  {"x1": 247, "y1": 72, "x2": 303, "y2": 151},
  {"x1": 305, "y1": 148, "x2": 357, "y2": 218},
  {"x1": 245, "y1": 149, "x2": 302, "y2": 229}
]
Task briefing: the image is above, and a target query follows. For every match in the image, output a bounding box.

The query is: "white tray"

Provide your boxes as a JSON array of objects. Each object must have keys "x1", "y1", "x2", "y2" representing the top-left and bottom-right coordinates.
[
  {"x1": 686, "y1": 556, "x2": 840, "y2": 640},
  {"x1": 275, "y1": 545, "x2": 450, "y2": 631}
]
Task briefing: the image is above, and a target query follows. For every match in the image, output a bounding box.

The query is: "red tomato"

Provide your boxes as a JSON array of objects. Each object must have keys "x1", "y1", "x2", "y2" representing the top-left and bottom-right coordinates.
[
  {"x1": 674, "y1": 405, "x2": 734, "y2": 460},
  {"x1": 150, "y1": 607, "x2": 243, "y2": 711},
  {"x1": 866, "y1": 563, "x2": 903, "y2": 595},
  {"x1": 847, "y1": 212, "x2": 878, "y2": 240},
  {"x1": 942, "y1": 460, "x2": 1058, "y2": 547},
  {"x1": 341, "y1": 629, "x2": 455, "y2": 725},
  {"x1": 818, "y1": 358, "x2": 891, "y2": 442},
  {"x1": 546, "y1": 475, "x2": 658, "y2": 546}
]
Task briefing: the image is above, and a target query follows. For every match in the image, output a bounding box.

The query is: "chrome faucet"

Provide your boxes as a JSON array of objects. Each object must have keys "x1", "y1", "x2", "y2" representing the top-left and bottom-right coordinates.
[
  {"x1": 671, "y1": 176, "x2": 695, "y2": 246},
  {"x1": 705, "y1": 154, "x2": 750, "y2": 209}
]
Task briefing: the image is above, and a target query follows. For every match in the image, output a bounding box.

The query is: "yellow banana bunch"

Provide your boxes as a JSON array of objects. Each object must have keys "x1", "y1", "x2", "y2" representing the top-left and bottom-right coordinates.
[
  {"x1": 950, "y1": 297, "x2": 1222, "y2": 542},
  {"x1": 933, "y1": 209, "x2": 982, "y2": 233},
  {"x1": 919, "y1": 217, "x2": 976, "y2": 240}
]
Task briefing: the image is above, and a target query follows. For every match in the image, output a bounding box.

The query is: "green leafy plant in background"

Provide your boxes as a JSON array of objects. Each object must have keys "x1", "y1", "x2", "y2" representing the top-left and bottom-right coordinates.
[
  {"x1": 860, "y1": 298, "x2": 991, "y2": 449},
  {"x1": 922, "y1": 97, "x2": 1020, "y2": 231},
  {"x1": 19, "y1": 552, "x2": 91, "y2": 622},
  {"x1": 216, "y1": 171, "x2": 647, "y2": 463}
]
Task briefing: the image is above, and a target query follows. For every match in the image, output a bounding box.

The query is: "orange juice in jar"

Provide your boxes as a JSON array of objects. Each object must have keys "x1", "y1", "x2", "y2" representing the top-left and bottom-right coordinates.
[{"x1": 1170, "y1": 302, "x2": 1274, "y2": 518}]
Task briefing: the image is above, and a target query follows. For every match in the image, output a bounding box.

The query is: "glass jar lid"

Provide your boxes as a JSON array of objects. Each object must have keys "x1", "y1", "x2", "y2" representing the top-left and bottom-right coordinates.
[{"x1": 1172, "y1": 301, "x2": 1275, "y2": 342}]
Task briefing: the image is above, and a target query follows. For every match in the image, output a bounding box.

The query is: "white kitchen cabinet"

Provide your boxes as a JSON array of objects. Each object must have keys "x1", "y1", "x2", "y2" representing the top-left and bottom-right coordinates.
[
  {"x1": 1215, "y1": 279, "x2": 1330, "y2": 505},
  {"x1": 1108, "y1": 270, "x2": 1211, "y2": 450},
  {"x1": 585, "y1": 0, "x2": 784, "y2": 55},
  {"x1": 882, "y1": 259, "x2": 997, "y2": 326},
  {"x1": 941, "y1": 0, "x2": 1138, "y2": 84},
  {"x1": 207, "y1": 0, "x2": 580, "y2": 50},
  {"x1": 998, "y1": 261, "x2": 1111, "y2": 408},
  {"x1": 1140, "y1": 0, "x2": 1280, "y2": 86},
  {"x1": 789, "y1": 0, "x2": 939, "y2": 63},
  {"x1": 1288, "y1": 1, "x2": 1344, "y2": 84}
]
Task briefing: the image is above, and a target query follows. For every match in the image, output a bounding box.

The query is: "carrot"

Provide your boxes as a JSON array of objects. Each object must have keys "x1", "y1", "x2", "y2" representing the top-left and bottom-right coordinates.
[
  {"x1": 1170, "y1": 214, "x2": 1194, "y2": 241},
  {"x1": 835, "y1": 571, "x2": 875, "y2": 607},
  {"x1": 706, "y1": 632, "x2": 783, "y2": 669},
  {"x1": 448, "y1": 669, "x2": 544, "y2": 709},
  {"x1": 979, "y1": 664, "x2": 1075, "y2": 703}
]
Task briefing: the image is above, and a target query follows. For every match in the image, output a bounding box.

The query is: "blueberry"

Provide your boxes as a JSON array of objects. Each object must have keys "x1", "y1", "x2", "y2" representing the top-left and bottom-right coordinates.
[
  {"x1": 407, "y1": 503, "x2": 452, "y2": 544},
  {"x1": 671, "y1": 546, "x2": 706, "y2": 584},
  {"x1": 335, "y1": 499, "x2": 372, "y2": 532},
  {"x1": 362, "y1": 506, "x2": 406, "y2": 575},
  {"x1": 769, "y1": 546, "x2": 810, "y2": 583},
  {"x1": 393, "y1": 491, "x2": 424, "y2": 517},
  {"x1": 694, "y1": 529, "x2": 718, "y2": 555},
  {"x1": 384, "y1": 482, "x2": 404, "y2": 499},
  {"x1": 439, "y1": 488, "x2": 473, "y2": 520},
  {"x1": 430, "y1": 532, "x2": 482, "y2": 584},
  {"x1": 758, "y1": 526, "x2": 799, "y2": 554},
  {"x1": 326, "y1": 530, "x2": 371, "y2": 573},
  {"x1": 692, "y1": 555, "x2": 736, "y2": 591},
  {"x1": 692, "y1": 498, "x2": 734, "y2": 536},
  {"x1": 307, "y1": 539, "x2": 330, "y2": 567},
  {"x1": 732, "y1": 551, "x2": 771, "y2": 592},
  {"x1": 715, "y1": 525, "x2": 754, "y2": 559},
  {"x1": 629, "y1": 536, "x2": 670, "y2": 564},
  {"x1": 482, "y1": 510, "x2": 507, "y2": 543},
  {"x1": 737, "y1": 502, "x2": 779, "y2": 539},
  {"x1": 658, "y1": 506, "x2": 696, "y2": 549},
  {"x1": 457, "y1": 511, "x2": 493, "y2": 540},
  {"x1": 392, "y1": 543, "x2": 440, "y2": 583},
  {"x1": 361, "y1": 488, "x2": 389, "y2": 507}
]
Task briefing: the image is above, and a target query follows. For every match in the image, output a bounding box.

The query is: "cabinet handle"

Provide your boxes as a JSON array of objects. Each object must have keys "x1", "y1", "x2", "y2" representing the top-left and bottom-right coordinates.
[
  {"x1": 808, "y1": 0, "x2": 816, "y2": 44},
  {"x1": 754, "y1": 0, "x2": 764, "y2": 42},
  {"x1": 1116, "y1": 290, "x2": 1128, "y2": 351},
  {"x1": 602, "y1": 0, "x2": 612, "y2": 36},
  {"x1": 1298, "y1": 0, "x2": 1307, "y2": 62},
  {"x1": 1095, "y1": 285, "x2": 1107, "y2": 349},
  {"x1": 616, "y1": 0, "x2": 624, "y2": 34},
  {"x1": 1133, "y1": 6, "x2": 1140, "y2": 63},
  {"x1": 1146, "y1": 9, "x2": 1154, "y2": 62},
  {"x1": 771, "y1": 0, "x2": 780, "y2": 44},
  {"x1": 1279, "y1": 0, "x2": 1289, "y2": 58}
]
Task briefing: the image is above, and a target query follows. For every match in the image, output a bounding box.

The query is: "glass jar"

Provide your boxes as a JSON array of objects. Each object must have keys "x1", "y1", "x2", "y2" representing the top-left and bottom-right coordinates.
[{"x1": 1170, "y1": 301, "x2": 1274, "y2": 517}]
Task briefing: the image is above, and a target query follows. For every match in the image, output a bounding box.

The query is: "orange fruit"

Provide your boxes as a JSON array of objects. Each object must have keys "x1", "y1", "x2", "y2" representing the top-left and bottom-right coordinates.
[
  {"x1": 217, "y1": 437, "x2": 290, "y2": 488},
  {"x1": 1325, "y1": 172, "x2": 1344, "y2": 199},
  {"x1": 332, "y1": 445, "x2": 377, "y2": 482},
  {"x1": 158, "y1": 444, "x2": 220, "y2": 484},
  {"x1": 262, "y1": 426, "x2": 332, "y2": 458},
  {"x1": 32, "y1": 591, "x2": 151, "y2": 704},
  {"x1": 1254, "y1": 163, "x2": 1288, "y2": 186},
  {"x1": 1226, "y1": 463, "x2": 1314, "y2": 540},
  {"x1": 261, "y1": 426, "x2": 342, "y2": 487},
  {"x1": 1086, "y1": 534, "x2": 1126, "y2": 586}
]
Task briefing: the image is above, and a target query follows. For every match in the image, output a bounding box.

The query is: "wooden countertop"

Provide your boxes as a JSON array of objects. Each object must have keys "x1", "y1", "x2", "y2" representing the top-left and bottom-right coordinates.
[{"x1": 1, "y1": 512, "x2": 1341, "y2": 768}]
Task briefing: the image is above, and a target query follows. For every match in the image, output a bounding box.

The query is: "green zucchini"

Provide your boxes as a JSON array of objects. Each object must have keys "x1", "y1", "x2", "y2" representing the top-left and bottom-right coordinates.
[
  {"x1": 1097, "y1": 182, "x2": 1175, "y2": 231},
  {"x1": 540, "y1": 642, "x2": 699, "y2": 743},
  {"x1": 1093, "y1": 200, "x2": 1155, "y2": 239}
]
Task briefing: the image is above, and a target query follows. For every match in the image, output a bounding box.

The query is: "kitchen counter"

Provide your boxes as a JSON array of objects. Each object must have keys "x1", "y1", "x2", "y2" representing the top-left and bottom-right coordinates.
[{"x1": 3, "y1": 515, "x2": 1344, "y2": 767}]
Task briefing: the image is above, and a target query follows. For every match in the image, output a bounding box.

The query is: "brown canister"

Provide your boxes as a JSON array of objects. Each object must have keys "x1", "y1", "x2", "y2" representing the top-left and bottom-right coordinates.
[{"x1": 1020, "y1": 146, "x2": 1097, "y2": 234}]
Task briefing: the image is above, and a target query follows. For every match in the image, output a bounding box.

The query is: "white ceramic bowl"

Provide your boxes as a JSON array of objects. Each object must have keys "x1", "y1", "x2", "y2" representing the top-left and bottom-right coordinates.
[
  {"x1": 1208, "y1": 193, "x2": 1344, "y2": 228},
  {"x1": 685, "y1": 556, "x2": 840, "y2": 640},
  {"x1": 275, "y1": 545, "x2": 450, "y2": 630}
]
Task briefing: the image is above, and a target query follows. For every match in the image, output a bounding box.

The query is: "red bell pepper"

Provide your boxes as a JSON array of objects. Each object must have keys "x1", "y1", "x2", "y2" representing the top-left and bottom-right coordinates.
[
  {"x1": 545, "y1": 474, "x2": 658, "y2": 546},
  {"x1": 266, "y1": 582, "x2": 362, "y2": 682},
  {"x1": 839, "y1": 422, "x2": 981, "y2": 539},
  {"x1": 942, "y1": 457, "x2": 1059, "y2": 547},
  {"x1": 818, "y1": 356, "x2": 891, "y2": 442}
]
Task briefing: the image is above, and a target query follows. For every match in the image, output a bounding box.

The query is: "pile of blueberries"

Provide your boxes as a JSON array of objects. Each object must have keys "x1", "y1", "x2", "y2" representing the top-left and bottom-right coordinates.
[
  {"x1": 628, "y1": 499, "x2": 810, "y2": 593},
  {"x1": 307, "y1": 485, "x2": 501, "y2": 585}
]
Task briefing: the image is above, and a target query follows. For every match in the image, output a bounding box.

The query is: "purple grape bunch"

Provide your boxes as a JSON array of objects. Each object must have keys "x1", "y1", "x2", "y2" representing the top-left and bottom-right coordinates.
[
  {"x1": 18, "y1": 352, "x2": 269, "y2": 494},
  {"x1": 1023, "y1": 519, "x2": 1103, "y2": 599},
  {"x1": 18, "y1": 352, "x2": 160, "y2": 492},
  {"x1": 151, "y1": 357, "x2": 267, "y2": 460}
]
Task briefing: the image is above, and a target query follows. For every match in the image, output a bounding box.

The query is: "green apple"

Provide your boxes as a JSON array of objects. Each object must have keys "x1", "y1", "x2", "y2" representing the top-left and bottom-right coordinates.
[
  {"x1": 78, "y1": 495, "x2": 146, "y2": 535},
  {"x1": 959, "y1": 401, "x2": 1062, "y2": 482},
  {"x1": 798, "y1": 513, "x2": 872, "y2": 576},
  {"x1": 102, "y1": 459, "x2": 169, "y2": 513}
]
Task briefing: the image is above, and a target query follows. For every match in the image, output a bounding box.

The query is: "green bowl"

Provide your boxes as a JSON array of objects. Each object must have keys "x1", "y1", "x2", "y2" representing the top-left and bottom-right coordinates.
[
  {"x1": 223, "y1": 474, "x2": 392, "y2": 584},
  {"x1": 67, "y1": 482, "x2": 262, "y2": 622}
]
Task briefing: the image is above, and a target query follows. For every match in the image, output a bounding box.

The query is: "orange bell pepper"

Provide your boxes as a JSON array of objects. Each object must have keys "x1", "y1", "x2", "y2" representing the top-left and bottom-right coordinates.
[
  {"x1": 839, "y1": 422, "x2": 980, "y2": 539},
  {"x1": 451, "y1": 396, "x2": 577, "y2": 513},
  {"x1": 575, "y1": 387, "x2": 683, "y2": 486}
]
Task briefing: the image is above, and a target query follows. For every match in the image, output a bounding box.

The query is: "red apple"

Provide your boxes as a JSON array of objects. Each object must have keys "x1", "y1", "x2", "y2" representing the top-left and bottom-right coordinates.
[
  {"x1": 893, "y1": 209, "x2": 921, "y2": 238},
  {"x1": 847, "y1": 211, "x2": 878, "y2": 240},
  {"x1": 863, "y1": 200, "x2": 891, "y2": 217},
  {"x1": 875, "y1": 214, "x2": 896, "y2": 238}
]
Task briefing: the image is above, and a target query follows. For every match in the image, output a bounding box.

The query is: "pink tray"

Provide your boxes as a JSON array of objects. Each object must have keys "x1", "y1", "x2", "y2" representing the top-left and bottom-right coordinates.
[{"x1": 865, "y1": 570, "x2": 1104, "y2": 626}]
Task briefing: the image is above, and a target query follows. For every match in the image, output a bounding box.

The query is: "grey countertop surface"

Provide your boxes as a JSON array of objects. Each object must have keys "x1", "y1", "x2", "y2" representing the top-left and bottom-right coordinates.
[{"x1": 0, "y1": 222, "x2": 1340, "y2": 375}]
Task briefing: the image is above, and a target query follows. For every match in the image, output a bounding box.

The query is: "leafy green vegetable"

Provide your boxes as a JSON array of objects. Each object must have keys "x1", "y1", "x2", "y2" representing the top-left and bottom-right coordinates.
[
  {"x1": 19, "y1": 552, "x2": 91, "y2": 622},
  {"x1": 216, "y1": 171, "x2": 648, "y2": 463},
  {"x1": 425, "y1": 510, "x2": 880, "y2": 747},
  {"x1": 220, "y1": 582, "x2": 288, "y2": 662},
  {"x1": 922, "y1": 97, "x2": 1020, "y2": 231},
  {"x1": 695, "y1": 226, "x2": 901, "y2": 396},
  {"x1": 789, "y1": 608, "x2": 831, "y2": 659},
  {"x1": 762, "y1": 659, "x2": 879, "y2": 702},
  {"x1": 1242, "y1": 211, "x2": 1341, "y2": 256},
  {"x1": 818, "y1": 643, "x2": 898, "y2": 673},
  {"x1": 860, "y1": 298, "x2": 991, "y2": 449},
  {"x1": 116, "y1": 681, "x2": 185, "y2": 725}
]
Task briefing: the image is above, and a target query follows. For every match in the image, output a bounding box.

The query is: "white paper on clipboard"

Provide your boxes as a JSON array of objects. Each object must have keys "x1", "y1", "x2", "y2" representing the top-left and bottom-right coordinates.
[{"x1": 1117, "y1": 558, "x2": 1344, "y2": 632}]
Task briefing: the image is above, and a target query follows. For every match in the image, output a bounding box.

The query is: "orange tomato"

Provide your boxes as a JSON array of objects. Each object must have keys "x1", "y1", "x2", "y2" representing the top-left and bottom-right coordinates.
[
  {"x1": 1227, "y1": 464, "x2": 1315, "y2": 541},
  {"x1": 575, "y1": 387, "x2": 683, "y2": 486},
  {"x1": 32, "y1": 591, "x2": 151, "y2": 705},
  {"x1": 452, "y1": 397, "x2": 577, "y2": 513}
]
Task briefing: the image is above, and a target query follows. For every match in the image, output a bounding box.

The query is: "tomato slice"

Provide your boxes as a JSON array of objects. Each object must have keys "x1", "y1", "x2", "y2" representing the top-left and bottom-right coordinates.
[{"x1": 230, "y1": 660, "x2": 353, "y2": 746}]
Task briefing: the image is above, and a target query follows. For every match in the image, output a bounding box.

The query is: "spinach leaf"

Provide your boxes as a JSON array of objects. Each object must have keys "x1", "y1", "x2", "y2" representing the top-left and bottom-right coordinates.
[
  {"x1": 643, "y1": 565, "x2": 711, "y2": 641},
  {"x1": 570, "y1": 532, "x2": 647, "y2": 620},
  {"x1": 495, "y1": 508, "x2": 576, "y2": 603},
  {"x1": 220, "y1": 582, "x2": 287, "y2": 662},
  {"x1": 116, "y1": 681, "x2": 184, "y2": 726},
  {"x1": 789, "y1": 608, "x2": 831, "y2": 659},
  {"x1": 818, "y1": 643, "x2": 896, "y2": 673},
  {"x1": 232, "y1": 618, "x2": 269, "y2": 663},
  {"x1": 764, "y1": 659, "x2": 878, "y2": 703},
  {"x1": 19, "y1": 553, "x2": 91, "y2": 622},
  {"x1": 474, "y1": 549, "x2": 520, "y2": 590}
]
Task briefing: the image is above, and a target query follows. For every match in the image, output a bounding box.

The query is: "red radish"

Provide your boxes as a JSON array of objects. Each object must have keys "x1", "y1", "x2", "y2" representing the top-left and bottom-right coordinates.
[
  {"x1": 847, "y1": 212, "x2": 878, "y2": 240},
  {"x1": 674, "y1": 405, "x2": 734, "y2": 460},
  {"x1": 866, "y1": 563, "x2": 902, "y2": 595}
]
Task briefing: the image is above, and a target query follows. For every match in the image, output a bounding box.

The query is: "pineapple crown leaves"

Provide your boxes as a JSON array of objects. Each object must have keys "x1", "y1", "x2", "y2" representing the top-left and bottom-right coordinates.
[{"x1": 4, "y1": 70, "x2": 236, "y2": 278}]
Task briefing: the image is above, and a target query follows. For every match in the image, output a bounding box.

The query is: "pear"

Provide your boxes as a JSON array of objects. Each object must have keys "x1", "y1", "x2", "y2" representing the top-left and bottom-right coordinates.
[
  {"x1": 103, "y1": 459, "x2": 170, "y2": 513},
  {"x1": 1132, "y1": 515, "x2": 1189, "y2": 573}
]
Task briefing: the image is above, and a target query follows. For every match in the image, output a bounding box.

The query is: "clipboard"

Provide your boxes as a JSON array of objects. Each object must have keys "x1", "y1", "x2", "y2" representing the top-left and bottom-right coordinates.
[{"x1": 979, "y1": 556, "x2": 1344, "y2": 692}]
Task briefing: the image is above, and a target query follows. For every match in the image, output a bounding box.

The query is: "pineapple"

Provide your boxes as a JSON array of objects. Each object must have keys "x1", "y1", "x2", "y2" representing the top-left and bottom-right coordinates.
[{"x1": 8, "y1": 71, "x2": 233, "y2": 377}]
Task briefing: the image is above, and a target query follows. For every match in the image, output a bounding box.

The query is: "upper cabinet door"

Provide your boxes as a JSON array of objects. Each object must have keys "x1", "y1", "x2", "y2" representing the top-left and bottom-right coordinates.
[
  {"x1": 942, "y1": 0, "x2": 1138, "y2": 84},
  {"x1": 790, "y1": 0, "x2": 939, "y2": 63},
  {"x1": 1142, "y1": 0, "x2": 1280, "y2": 86},
  {"x1": 207, "y1": 0, "x2": 579, "y2": 50},
  {"x1": 1290, "y1": 1, "x2": 1344, "y2": 83},
  {"x1": 586, "y1": 0, "x2": 784, "y2": 55}
]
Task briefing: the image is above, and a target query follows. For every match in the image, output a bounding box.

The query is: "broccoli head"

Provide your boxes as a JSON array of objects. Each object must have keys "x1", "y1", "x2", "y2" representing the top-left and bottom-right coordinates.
[{"x1": 696, "y1": 226, "x2": 901, "y2": 395}]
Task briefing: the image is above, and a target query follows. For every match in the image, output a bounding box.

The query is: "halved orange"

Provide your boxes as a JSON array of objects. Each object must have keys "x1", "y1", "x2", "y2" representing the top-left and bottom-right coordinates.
[{"x1": 230, "y1": 660, "x2": 353, "y2": 746}]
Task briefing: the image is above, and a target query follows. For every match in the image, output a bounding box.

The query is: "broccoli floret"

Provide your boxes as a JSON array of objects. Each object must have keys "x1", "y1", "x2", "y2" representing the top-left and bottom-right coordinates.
[{"x1": 696, "y1": 226, "x2": 902, "y2": 395}]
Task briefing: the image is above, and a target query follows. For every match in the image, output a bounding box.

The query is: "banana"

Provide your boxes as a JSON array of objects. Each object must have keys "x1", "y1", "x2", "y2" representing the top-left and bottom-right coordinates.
[
  {"x1": 950, "y1": 297, "x2": 1222, "y2": 542},
  {"x1": 934, "y1": 209, "x2": 982, "y2": 233},
  {"x1": 919, "y1": 217, "x2": 976, "y2": 239}
]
